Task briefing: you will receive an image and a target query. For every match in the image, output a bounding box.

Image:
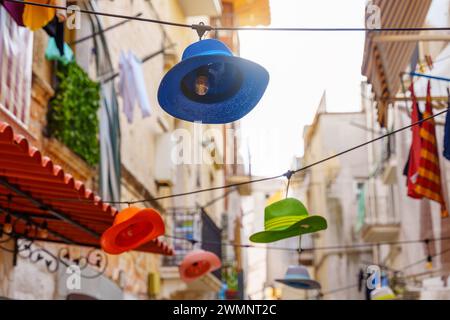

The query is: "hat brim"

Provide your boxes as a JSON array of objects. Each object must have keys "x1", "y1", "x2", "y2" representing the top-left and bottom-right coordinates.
[
  {"x1": 179, "y1": 251, "x2": 222, "y2": 283},
  {"x1": 101, "y1": 209, "x2": 165, "y2": 255},
  {"x1": 249, "y1": 215, "x2": 327, "y2": 243},
  {"x1": 158, "y1": 54, "x2": 269, "y2": 124},
  {"x1": 275, "y1": 279, "x2": 321, "y2": 290}
]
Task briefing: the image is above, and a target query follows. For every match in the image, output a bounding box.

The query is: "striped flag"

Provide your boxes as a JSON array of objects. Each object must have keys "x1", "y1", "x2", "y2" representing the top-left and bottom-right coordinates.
[
  {"x1": 0, "y1": 7, "x2": 33, "y2": 125},
  {"x1": 406, "y1": 84, "x2": 423, "y2": 198},
  {"x1": 413, "y1": 80, "x2": 448, "y2": 218}
]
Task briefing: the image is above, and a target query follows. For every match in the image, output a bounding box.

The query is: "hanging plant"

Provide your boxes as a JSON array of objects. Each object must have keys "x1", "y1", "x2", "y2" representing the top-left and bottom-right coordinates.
[{"x1": 48, "y1": 61, "x2": 101, "y2": 166}]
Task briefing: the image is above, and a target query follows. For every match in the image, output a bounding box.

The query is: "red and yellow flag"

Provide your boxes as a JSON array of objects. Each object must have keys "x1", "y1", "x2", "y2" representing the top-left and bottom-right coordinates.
[
  {"x1": 406, "y1": 84, "x2": 423, "y2": 199},
  {"x1": 414, "y1": 80, "x2": 448, "y2": 218}
]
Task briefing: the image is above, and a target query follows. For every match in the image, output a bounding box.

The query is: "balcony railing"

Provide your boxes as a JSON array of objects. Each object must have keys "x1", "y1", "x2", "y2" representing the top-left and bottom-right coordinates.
[
  {"x1": 360, "y1": 193, "x2": 400, "y2": 242},
  {"x1": 163, "y1": 208, "x2": 222, "y2": 281},
  {"x1": 163, "y1": 209, "x2": 201, "y2": 267},
  {"x1": 364, "y1": 194, "x2": 399, "y2": 225}
]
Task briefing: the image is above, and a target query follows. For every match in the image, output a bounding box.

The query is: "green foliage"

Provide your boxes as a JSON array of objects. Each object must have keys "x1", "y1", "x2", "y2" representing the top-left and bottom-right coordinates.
[{"x1": 48, "y1": 61, "x2": 101, "y2": 166}]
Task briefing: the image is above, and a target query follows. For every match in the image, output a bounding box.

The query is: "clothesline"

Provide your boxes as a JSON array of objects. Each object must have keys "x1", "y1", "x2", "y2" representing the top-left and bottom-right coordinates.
[
  {"x1": 164, "y1": 234, "x2": 450, "y2": 253},
  {"x1": 318, "y1": 246, "x2": 450, "y2": 298},
  {"x1": 7, "y1": 0, "x2": 450, "y2": 33},
  {"x1": 0, "y1": 107, "x2": 447, "y2": 205}
]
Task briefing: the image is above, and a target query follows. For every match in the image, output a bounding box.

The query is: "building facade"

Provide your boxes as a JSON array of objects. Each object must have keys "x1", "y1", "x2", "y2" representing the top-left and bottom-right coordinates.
[
  {"x1": 0, "y1": 0, "x2": 270, "y2": 300},
  {"x1": 301, "y1": 93, "x2": 371, "y2": 300},
  {"x1": 361, "y1": 0, "x2": 450, "y2": 299}
]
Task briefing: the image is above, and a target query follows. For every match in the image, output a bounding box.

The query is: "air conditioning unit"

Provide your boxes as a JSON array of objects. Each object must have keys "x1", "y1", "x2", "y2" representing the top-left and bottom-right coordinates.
[{"x1": 154, "y1": 133, "x2": 176, "y2": 187}]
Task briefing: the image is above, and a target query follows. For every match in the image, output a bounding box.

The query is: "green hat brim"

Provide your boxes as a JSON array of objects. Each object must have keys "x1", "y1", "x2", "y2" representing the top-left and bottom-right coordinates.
[{"x1": 249, "y1": 215, "x2": 327, "y2": 243}]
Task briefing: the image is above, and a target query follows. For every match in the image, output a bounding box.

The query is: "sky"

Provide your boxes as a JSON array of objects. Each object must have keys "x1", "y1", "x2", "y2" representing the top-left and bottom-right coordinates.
[{"x1": 239, "y1": 0, "x2": 367, "y2": 176}]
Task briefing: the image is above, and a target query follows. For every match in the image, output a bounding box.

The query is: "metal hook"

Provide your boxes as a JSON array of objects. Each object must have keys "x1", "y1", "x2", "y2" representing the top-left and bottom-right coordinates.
[
  {"x1": 192, "y1": 22, "x2": 212, "y2": 41},
  {"x1": 298, "y1": 236, "x2": 303, "y2": 256},
  {"x1": 284, "y1": 170, "x2": 294, "y2": 199}
]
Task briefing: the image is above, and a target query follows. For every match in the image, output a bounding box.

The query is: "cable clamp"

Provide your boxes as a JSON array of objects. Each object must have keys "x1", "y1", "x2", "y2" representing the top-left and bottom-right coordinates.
[
  {"x1": 284, "y1": 170, "x2": 294, "y2": 180},
  {"x1": 192, "y1": 22, "x2": 212, "y2": 40}
]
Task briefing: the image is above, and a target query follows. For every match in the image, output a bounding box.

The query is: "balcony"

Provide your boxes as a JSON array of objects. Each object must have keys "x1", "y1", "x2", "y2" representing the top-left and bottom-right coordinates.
[
  {"x1": 360, "y1": 195, "x2": 400, "y2": 243},
  {"x1": 161, "y1": 208, "x2": 223, "y2": 298},
  {"x1": 163, "y1": 208, "x2": 222, "y2": 281}
]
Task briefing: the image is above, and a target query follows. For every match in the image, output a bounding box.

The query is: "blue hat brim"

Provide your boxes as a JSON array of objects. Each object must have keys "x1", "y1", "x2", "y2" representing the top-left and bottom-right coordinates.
[
  {"x1": 158, "y1": 54, "x2": 269, "y2": 124},
  {"x1": 275, "y1": 278, "x2": 321, "y2": 290}
]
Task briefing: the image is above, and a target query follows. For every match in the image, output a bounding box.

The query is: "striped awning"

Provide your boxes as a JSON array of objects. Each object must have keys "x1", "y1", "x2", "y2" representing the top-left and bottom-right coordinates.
[
  {"x1": 361, "y1": 0, "x2": 432, "y2": 127},
  {"x1": 0, "y1": 121, "x2": 173, "y2": 256}
]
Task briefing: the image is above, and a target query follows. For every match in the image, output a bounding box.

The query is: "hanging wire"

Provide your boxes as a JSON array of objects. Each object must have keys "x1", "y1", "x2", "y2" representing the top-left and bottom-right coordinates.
[
  {"x1": 5, "y1": 0, "x2": 192, "y2": 28},
  {"x1": 284, "y1": 170, "x2": 294, "y2": 199},
  {"x1": 7, "y1": 1, "x2": 450, "y2": 33},
  {"x1": 163, "y1": 234, "x2": 450, "y2": 253},
  {"x1": 319, "y1": 245, "x2": 450, "y2": 298},
  {"x1": 0, "y1": 107, "x2": 447, "y2": 205}
]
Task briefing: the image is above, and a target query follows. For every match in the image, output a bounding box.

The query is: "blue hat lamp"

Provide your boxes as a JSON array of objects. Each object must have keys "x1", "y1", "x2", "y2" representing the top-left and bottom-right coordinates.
[{"x1": 158, "y1": 39, "x2": 269, "y2": 124}]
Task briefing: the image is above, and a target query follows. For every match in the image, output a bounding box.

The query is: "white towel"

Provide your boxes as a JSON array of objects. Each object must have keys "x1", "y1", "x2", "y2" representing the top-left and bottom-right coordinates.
[{"x1": 118, "y1": 51, "x2": 151, "y2": 123}]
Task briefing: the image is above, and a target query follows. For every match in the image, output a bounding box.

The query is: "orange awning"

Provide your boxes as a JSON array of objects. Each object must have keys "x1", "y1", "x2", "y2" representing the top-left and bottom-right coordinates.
[{"x1": 0, "y1": 121, "x2": 173, "y2": 256}]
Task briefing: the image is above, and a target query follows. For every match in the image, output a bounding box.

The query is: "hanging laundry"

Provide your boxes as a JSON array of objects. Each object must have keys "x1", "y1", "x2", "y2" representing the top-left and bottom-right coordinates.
[
  {"x1": 413, "y1": 81, "x2": 448, "y2": 218},
  {"x1": 405, "y1": 84, "x2": 423, "y2": 199},
  {"x1": 22, "y1": 0, "x2": 55, "y2": 31},
  {"x1": 118, "y1": 51, "x2": 151, "y2": 123},
  {"x1": 54, "y1": 15, "x2": 65, "y2": 55},
  {"x1": 0, "y1": 6, "x2": 33, "y2": 123},
  {"x1": 43, "y1": 16, "x2": 64, "y2": 55},
  {"x1": 354, "y1": 183, "x2": 366, "y2": 233},
  {"x1": 44, "y1": 17, "x2": 73, "y2": 64},
  {"x1": 45, "y1": 37, "x2": 73, "y2": 65},
  {"x1": 443, "y1": 89, "x2": 450, "y2": 160},
  {"x1": 1, "y1": 0, "x2": 25, "y2": 26}
]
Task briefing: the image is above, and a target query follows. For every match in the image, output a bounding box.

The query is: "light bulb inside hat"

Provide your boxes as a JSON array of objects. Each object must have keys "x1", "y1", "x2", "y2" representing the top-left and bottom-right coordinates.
[
  {"x1": 426, "y1": 256, "x2": 433, "y2": 270},
  {"x1": 195, "y1": 74, "x2": 209, "y2": 96},
  {"x1": 38, "y1": 221, "x2": 49, "y2": 239},
  {"x1": 3, "y1": 214, "x2": 12, "y2": 234}
]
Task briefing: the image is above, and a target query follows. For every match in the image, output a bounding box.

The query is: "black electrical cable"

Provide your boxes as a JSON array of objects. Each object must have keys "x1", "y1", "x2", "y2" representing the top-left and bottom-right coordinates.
[
  {"x1": 164, "y1": 234, "x2": 450, "y2": 253},
  {"x1": 69, "y1": 12, "x2": 144, "y2": 45},
  {"x1": 0, "y1": 107, "x2": 446, "y2": 206},
  {"x1": 319, "y1": 245, "x2": 450, "y2": 298},
  {"x1": 7, "y1": 0, "x2": 450, "y2": 33},
  {"x1": 5, "y1": 0, "x2": 192, "y2": 28},
  {"x1": 318, "y1": 283, "x2": 360, "y2": 298},
  {"x1": 401, "y1": 247, "x2": 450, "y2": 272}
]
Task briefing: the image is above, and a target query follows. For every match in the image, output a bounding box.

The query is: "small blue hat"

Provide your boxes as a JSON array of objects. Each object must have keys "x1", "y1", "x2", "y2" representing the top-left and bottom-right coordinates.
[
  {"x1": 158, "y1": 39, "x2": 269, "y2": 124},
  {"x1": 275, "y1": 265, "x2": 321, "y2": 290}
]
